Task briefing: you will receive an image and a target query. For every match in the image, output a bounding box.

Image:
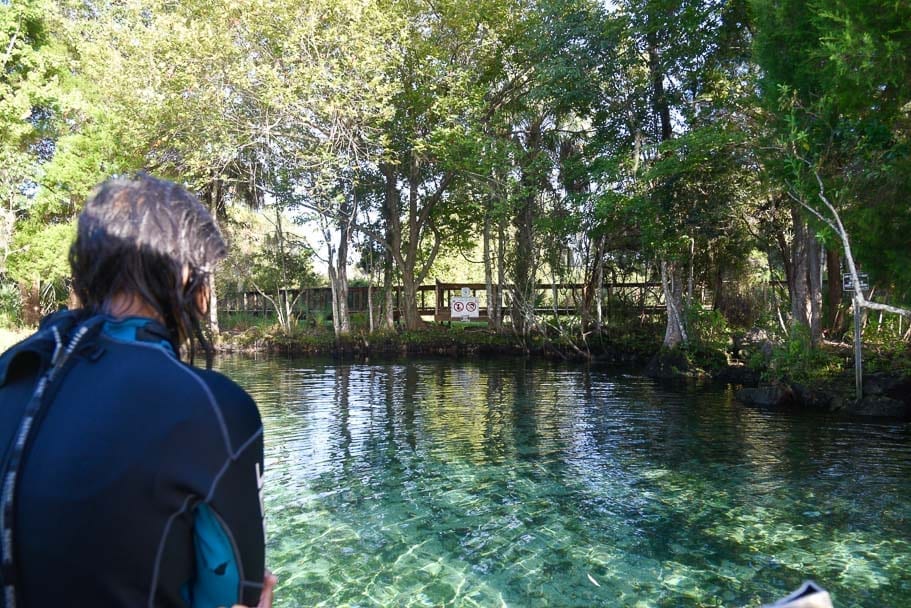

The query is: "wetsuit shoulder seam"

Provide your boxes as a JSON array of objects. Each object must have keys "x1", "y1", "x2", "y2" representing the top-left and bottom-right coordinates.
[
  {"x1": 203, "y1": 427, "x2": 262, "y2": 503},
  {"x1": 165, "y1": 359, "x2": 234, "y2": 455},
  {"x1": 102, "y1": 336, "x2": 235, "y2": 456}
]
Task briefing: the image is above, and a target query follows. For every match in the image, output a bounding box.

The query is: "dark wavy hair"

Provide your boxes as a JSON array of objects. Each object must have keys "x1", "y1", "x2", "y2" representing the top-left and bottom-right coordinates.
[{"x1": 69, "y1": 174, "x2": 227, "y2": 367}]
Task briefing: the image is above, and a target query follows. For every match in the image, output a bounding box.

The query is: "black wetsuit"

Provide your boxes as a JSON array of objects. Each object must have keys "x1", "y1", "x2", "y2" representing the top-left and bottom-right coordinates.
[{"x1": 0, "y1": 310, "x2": 265, "y2": 607}]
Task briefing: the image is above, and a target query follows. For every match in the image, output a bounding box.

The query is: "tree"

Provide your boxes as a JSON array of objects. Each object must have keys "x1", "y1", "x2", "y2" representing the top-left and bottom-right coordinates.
[
  {"x1": 596, "y1": 0, "x2": 754, "y2": 348},
  {"x1": 221, "y1": 204, "x2": 319, "y2": 333},
  {"x1": 753, "y1": 0, "x2": 911, "y2": 345}
]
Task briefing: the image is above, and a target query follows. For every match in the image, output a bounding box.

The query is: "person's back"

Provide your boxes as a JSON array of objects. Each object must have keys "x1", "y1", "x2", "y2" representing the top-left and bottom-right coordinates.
[{"x1": 0, "y1": 176, "x2": 273, "y2": 607}]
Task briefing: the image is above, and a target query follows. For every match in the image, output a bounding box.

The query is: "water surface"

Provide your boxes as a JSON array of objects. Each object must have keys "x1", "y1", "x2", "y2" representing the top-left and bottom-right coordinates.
[{"x1": 218, "y1": 356, "x2": 911, "y2": 607}]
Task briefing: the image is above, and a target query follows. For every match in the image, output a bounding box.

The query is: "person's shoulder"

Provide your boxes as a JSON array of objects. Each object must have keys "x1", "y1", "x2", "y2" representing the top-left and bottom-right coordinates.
[
  {"x1": 191, "y1": 367, "x2": 262, "y2": 452},
  {"x1": 0, "y1": 309, "x2": 87, "y2": 386},
  {"x1": 0, "y1": 332, "x2": 45, "y2": 387}
]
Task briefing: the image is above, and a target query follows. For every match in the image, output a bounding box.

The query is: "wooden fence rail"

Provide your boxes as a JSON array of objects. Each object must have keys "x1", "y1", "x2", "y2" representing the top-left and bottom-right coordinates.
[{"x1": 219, "y1": 279, "x2": 672, "y2": 323}]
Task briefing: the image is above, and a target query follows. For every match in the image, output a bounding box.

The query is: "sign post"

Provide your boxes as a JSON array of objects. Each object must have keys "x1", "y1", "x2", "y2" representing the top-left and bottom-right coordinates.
[
  {"x1": 843, "y1": 273, "x2": 867, "y2": 401},
  {"x1": 853, "y1": 295, "x2": 863, "y2": 401}
]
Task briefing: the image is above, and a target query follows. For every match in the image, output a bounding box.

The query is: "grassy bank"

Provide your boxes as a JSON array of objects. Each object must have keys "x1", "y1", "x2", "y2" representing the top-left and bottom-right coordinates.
[{"x1": 215, "y1": 313, "x2": 664, "y2": 363}]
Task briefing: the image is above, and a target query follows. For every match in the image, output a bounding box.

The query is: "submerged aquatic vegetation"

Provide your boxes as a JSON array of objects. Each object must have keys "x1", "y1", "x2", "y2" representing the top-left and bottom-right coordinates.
[{"x1": 218, "y1": 356, "x2": 911, "y2": 607}]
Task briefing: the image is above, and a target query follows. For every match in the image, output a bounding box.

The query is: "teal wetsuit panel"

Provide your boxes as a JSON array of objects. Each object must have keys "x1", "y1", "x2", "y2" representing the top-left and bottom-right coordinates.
[
  {"x1": 188, "y1": 504, "x2": 241, "y2": 608},
  {"x1": 102, "y1": 317, "x2": 175, "y2": 355}
]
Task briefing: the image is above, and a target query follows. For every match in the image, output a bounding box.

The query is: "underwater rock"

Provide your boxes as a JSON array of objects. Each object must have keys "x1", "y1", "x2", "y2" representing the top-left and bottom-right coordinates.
[
  {"x1": 863, "y1": 373, "x2": 911, "y2": 402},
  {"x1": 714, "y1": 364, "x2": 761, "y2": 387},
  {"x1": 789, "y1": 382, "x2": 837, "y2": 411},
  {"x1": 645, "y1": 348, "x2": 705, "y2": 380},
  {"x1": 735, "y1": 385, "x2": 794, "y2": 407},
  {"x1": 847, "y1": 395, "x2": 910, "y2": 418}
]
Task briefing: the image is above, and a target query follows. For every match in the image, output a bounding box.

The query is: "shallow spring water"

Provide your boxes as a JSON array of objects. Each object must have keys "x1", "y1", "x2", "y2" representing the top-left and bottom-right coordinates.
[{"x1": 217, "y1": 356, "x2": 911, "y2": 607}]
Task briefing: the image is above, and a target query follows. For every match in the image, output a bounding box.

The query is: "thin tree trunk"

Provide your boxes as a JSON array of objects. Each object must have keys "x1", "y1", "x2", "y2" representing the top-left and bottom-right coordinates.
[
  {"x1": 595, "y1": 235, "x2": 604, "y2": 334},
  {"x1": 367, "y1": 279, "x2": 374, "y2": 333},
  {"x1": 686, "y1": 237, "x2": 695, "y2": 313},
  {"x1": 335, "y1": 227, "x2": 350, "y2": 335},
  {"x1": 790, "y1": 206, "x2": 811, "y2": 334},
  {"x1": 327, "y1": 242, "x2": 340, "y2": 335},
  {"x1": 826, "y1": 246, "x2": 842, "y2": 333},
  {"x1": 496, "y1": 216, "x2": 506, "y2": 332},
  {"x1": 660, "y1": 260, "x2": 688, "y2": 348},
  {"x1": 276, "y1": 207, "x2": 294, "y2": 333},
  {"x1": 808, "y1": 231, "x2": 822, "y2": 345},
  {"x1": 483, "y1": 210, "x2": 494, "y2": 330},
  {"x1": 383, "y1": 258, "x2": 394, "y2": 329}
]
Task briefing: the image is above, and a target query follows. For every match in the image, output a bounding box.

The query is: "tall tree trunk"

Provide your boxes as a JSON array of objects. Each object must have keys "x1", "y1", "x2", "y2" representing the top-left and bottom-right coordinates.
[
  {"x1": 686, "y1": 237, "x2": 695, "y2": 312},
  {"x1": 275, "y1": 207, "x2": 293, "y2": 333},
  {"x1": 807, "y1": 231, "x2": 822, "y2": 345},
  {"x1": 648, "y1": 34, "x2": 684, "y2": 347},
  {"x1": 790, "y1": 206, "x2": 810, "y2": 331},
  {"x1": 511, "y1": 119, "x2": 543, "y2": 337},
  {"x1": 483, "y1": 209, "x2": 495, "y2": 330},
  {"x1": 208, "y1": 278, "x2": 219, "y2": 336},
  {"x1": 400, "y1": 265, "x2": 421, "y2": 329},
  {"x1": 595, "y1": 236, "x2": 605, "y2": 334},
  {"x1": 661, "y1": 260, "x2": 688, "y2": 348},
  {"x1": 400, "y1": 155, "x2": 423, "y2": 330},
  {"x1": 512, "y1": 188, "x2": 535, "y2": 336},
  {"x1": 201, "y1": 178, "x2": 226, "y2": 335},
  {"x1": 380, "y1": 156, "x2": 447, "y2": 331},
  {"x1": 335, "y1": 200, "x2": 351, "y2": 335},
  {"x1": 381, "y1": 163, "x2": 398, "y2": 330},
  {"x1": 495, "y1": 216, "x2": 506, "y2": 332},
  {"x1": 367, "y1": 278, "x2": 374, "y2": 333},
  {"x1": 581, "y1": 236, "x2": 605, "y2": 331},
  {"x1": 327, "y1": 242, "x2": 340, "y2": 335},
  {"x1": 383, "y1": 253, "x2": 394, "y2": 330},
  {"x1": 789, "y1": 208, "x2": 823, "y2": 344},
  {"x1": 712, "y1": 261, "x2": 725, "y2": 311}
]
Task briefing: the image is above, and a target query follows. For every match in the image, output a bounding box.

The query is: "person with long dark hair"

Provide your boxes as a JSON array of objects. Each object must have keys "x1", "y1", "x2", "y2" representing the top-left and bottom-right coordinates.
[{"x1": 0, "y1": 174, "x2": 275, "y2": 607}]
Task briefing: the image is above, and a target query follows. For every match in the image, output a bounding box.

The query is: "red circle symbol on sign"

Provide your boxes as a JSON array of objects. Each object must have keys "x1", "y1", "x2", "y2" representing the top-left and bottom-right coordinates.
[
  {"x1": 453, "y1": 302, "x2": 464, "y2": 312},
  {"x1": 466, "y1": 302, "x2": 477, "y2": 312}
]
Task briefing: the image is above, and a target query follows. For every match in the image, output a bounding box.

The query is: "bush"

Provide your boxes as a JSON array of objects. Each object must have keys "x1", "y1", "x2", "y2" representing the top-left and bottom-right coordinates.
[
  {"x1": 769, "y1": 325, "x2": 842, "y2": 382},
  {"x1": 688, "y1": 306, "x2": 731, "y2": 352},
  {"x1": 0, "y1": 281, "x2": 21, "y2": 327}
]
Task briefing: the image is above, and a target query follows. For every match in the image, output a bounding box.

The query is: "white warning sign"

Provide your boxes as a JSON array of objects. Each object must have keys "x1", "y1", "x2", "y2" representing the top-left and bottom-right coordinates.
[{"x1": 451, "y1": 296, "x2": 479, "y2": 318}]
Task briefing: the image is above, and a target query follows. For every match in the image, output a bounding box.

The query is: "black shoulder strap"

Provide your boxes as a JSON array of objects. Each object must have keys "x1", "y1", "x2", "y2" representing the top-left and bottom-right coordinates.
[{"x1": 0, "y1": 315, "x2": 105, "y2": 607}]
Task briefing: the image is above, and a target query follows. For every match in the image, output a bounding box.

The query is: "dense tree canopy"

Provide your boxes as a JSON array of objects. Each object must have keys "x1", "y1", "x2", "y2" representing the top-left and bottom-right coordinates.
[{"x1": 1, "y1": 0, "x2": 909, "y2": 350}]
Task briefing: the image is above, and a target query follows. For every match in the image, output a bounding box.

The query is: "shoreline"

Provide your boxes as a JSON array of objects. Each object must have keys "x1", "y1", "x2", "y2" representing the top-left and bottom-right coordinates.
[{"x1": 214, "y1": 328, "x2": 911, "y2": 419}]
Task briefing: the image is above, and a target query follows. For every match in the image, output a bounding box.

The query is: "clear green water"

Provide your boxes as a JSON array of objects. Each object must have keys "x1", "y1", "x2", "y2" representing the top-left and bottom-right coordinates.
[{"x1": 217, "y1": 356, "x2": 911, "y2": 607}]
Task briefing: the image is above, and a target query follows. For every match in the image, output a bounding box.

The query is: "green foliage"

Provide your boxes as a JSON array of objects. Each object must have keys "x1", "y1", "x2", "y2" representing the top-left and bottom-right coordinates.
[
  {"x1": 864, "y1": 341, "x2": 911, "y2": 376},
  {"x1": 0, "y1": 0, "x2": 907, "y2": 362},
  {"x1": 768, "y1": 325, "x2": 842, "y2": 382},
  {"x1": 753, "y1": 0, "x2": 911, "y2": 301},
  {"x1": 688, "y1": 307, "x2": 731, "y2": 352},
  {"x1": 0, "y1": 282, "x2": 22, "y2": 327},
  {"x1": 6, "y1": 220, "x2": 75, "y2": 284}
]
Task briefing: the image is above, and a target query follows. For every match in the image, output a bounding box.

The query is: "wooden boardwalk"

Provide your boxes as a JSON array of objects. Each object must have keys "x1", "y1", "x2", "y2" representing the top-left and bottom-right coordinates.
[{"x1": 220, "y1": 279, "x2": 668, "y2": 322}]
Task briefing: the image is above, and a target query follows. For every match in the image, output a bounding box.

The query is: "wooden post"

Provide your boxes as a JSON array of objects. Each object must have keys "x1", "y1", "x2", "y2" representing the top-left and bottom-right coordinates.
[{"x1": 854, "y1": 294, "x2": 863, "y2": 401}]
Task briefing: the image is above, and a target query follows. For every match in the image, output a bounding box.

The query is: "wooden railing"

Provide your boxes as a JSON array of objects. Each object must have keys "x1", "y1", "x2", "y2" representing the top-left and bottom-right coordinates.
[{"x1": 219, "y1": 279, "x2": 670, "y2": 323}]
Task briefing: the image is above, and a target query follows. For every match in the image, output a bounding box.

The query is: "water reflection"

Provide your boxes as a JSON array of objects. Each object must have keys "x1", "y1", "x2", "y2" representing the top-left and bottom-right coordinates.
[{"x1": 217, "y1": 356, "x2": 911, "y2": 608}]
